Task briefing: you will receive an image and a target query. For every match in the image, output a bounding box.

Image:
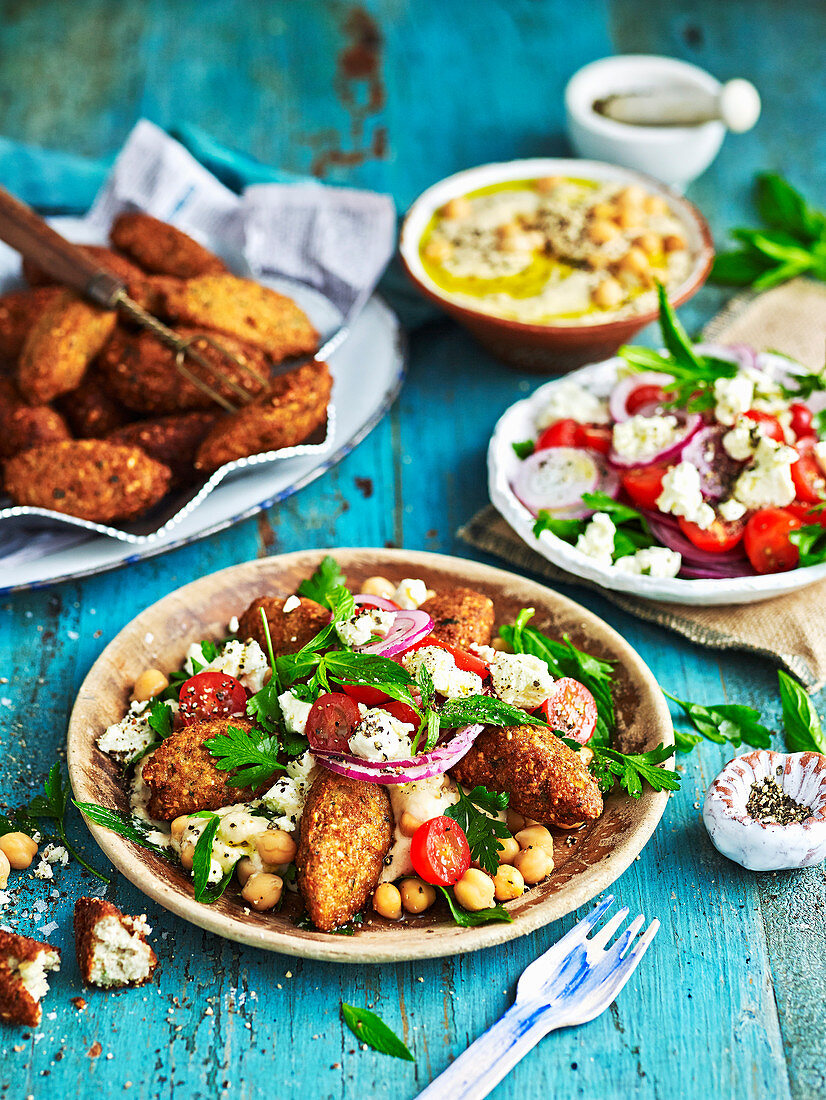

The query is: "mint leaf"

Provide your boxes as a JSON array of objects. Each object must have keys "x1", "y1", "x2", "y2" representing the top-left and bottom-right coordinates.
[
  {"x1": 74, "y1": 802, "x2": 175, "y2": 861},
  {"x1": 512, "y1": 439, "x2": 535, "y2": 460},
  {"x1": 789, "y1": 524, "x2": 826, "y2": 565},
  {"x1": 438, "y1": 695, "x2": 546, "y2": 730},
  {"x1": 778, "y1": 670, "x2": 826, "y2": 753},
  {"x1": 663, "y1": 691, "x2": 773, "y2": 749},
  {"x1": 341, "y1": 1004, "x2": 414, "y2": 1061}
]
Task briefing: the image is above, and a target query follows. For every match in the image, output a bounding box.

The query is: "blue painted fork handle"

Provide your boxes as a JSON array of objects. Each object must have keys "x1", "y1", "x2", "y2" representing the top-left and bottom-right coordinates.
[{"x1": 414, "y1": 1001, "x2": 561, "y2": 1100}]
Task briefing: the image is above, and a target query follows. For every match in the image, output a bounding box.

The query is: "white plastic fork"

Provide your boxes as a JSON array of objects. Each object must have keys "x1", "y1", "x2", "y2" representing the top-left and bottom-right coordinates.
[{"x1": 415, "y1": 896, "x2": 659, "y2": 1100}]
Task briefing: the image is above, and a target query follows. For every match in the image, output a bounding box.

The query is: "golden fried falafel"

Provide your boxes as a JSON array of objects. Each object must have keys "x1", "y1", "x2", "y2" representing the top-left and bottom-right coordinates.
[
  {"x1": 159, "y1": 274, "x2": 319, "y2": 360},
  {"x1": 4, "y1": 440, "x2": 171, "y2": 523},
  {"x1": 97, "y1": 326, "x2": 270, "y2": 414},
  {"x1": 420, "y1": 587, "x2": 495, "y2": 649},
  {"x1": 17, "y1": 290, "x2": 117, "y2": 404},
  {"x1": 0, "y1": 930, "x2": 60, "y2": 1028},
  {"x1": 0, "y1": 287, "x2": 62, "y2": 362},
  {"x1": 106, "y1": 410, "x2": 220, "y2": 487},
  {"x1": 141, "y1": 716, "x2": 258, "y2": 821},
  {"x1": 296, "y1": 770, "x2": 393, "y2": 931},
  {"x1": 58, "y1": 371, "x2": 133, "y2": 438},
  {"x1": 451, "y1": 724, "x2": 603, "y2": 827},
  {"x1": 237, "y1": 595, "x2": 329, "y2": 656},
  {"x1": 194, "y1": 360, "x2": 331, "y2": 473},
  {"x1": 110, "y1": 211, "x2": 228, "y2": 278},
  {"x1": 22, "y1": 246, "x2": 155, "y2": 310},
  {"x1": 0, "y1": 377, "x2": 71, "y2": 461}
]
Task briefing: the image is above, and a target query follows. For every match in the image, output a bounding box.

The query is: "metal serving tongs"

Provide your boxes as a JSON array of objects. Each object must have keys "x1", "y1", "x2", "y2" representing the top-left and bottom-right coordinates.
[{"x1": 0, "y1": 185, "x2": 268, "y2": 411}]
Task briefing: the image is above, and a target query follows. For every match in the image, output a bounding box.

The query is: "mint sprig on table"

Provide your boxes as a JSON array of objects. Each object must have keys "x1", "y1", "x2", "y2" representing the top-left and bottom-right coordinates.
[
  {"x1": 711, "y1": 172, "x2": 826, "y2": 291},
  {"x1": 778, "y1": 671, "x2": 826, "y2": 753},
  {"x1": 444, "y1": 785, "x2": 510, "y2": 875},
  {"x1": 500, "y1": 608, "x2": 615, "y2": 747},
  {"x1": 663, "y1": 691, "x2": 773, "y2": 753},
  {"x1": 534, "y1": 492, "x2": 655, "y2": 561},
  {"x1": 341, "y1": 1003, "x2": 414, "y2": 1061},
  {"x1": 619, "y1": 283, "x2": 738, "y2": 412}
]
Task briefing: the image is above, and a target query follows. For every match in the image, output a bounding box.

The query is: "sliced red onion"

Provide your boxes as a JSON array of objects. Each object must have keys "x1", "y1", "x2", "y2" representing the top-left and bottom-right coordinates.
[
  {"x1": 680, "y1": 425, "x2": 746, "y2": 502},
  {"x1": 353, "y1": 593, "x2": 399, "y2": 612},
  {"x1": 678, "y1": 560, "x2": 756, "y2": 579},
  {"x1": 513, "y1": 448, "x2": 619, "y2": 518},
  {"x1": 359, "y1": 609, "x2": 433, "y2": 657},
  {"x1": 609, "y1": 372, "x2": 674, "y2": 422},
  {"x1": 642, "y1": 510, "x2": 748, "y2": 566},
  {"x1": 609, "y1": 413, "x2": 702, "y2": 469},
  {"x1": 313, "y1": 724, "x2": 484, "y2": 785}
]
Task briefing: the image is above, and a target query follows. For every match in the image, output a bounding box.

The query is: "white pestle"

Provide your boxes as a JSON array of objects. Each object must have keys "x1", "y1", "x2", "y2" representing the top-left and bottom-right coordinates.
[{"x1": 597, "y1": 78, "x2": 761, "y2": 133}]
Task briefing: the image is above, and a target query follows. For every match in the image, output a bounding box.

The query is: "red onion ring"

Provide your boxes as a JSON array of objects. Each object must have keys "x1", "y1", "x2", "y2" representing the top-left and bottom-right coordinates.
[
  {"x1": 312, "y1": 724, "x2": 484, "y2": 785},
  {"x1": 608, "y1": 413, "x2": 702, "y2": 469},
  {"x1": 609, "y1": 372, "x2": 674, "y2": 422},
  {"x1": 353, "y1": 593, "x2": 399, "y2": 612},
  {"x1": 680, "y1": 425, "x2": 745, "y2": 502},
  {"x1": 642, "y1": 510, "x2": 748, "y2": 566},
  {"x1": 513, "y1": 448, "x2": 620, "y2": 519},
  {"x1": 358, "y1": 609, "x2": 433, "y2": 657}
]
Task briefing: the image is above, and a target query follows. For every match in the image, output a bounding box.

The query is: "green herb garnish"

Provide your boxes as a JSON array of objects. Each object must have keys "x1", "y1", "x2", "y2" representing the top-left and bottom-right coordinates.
[
  {"x1": 444, "y1": 785, "x2": 510, "y2": 875},
  {"x1": 341, "y1": 1003, "x2": 414, "y2": 1061},
  {"x1": 789, "y1": 524, "x2": 826, "y2": 566},
  {"x1": 205, "y1": 724, "x2": 285, "y2": 789},
  {"x1": 778, "y1": 670, "x2": 826, "y2": 753},
  {"x1": 663, "y1": 691, "x2": 773, "y2": 750},
  {"x1": 437, "y1": 885, "x2": 513, "y2": 926},
  {"x1": 18, "y1": 764, "x2": 110, "y2": 882},
  {"x1": 512, "y1": 439, "x2": 535, "y2": 460},
  {"x1": 438, "y1": 695, "x2": 546, "y2": 730},
  {"x1": 190, "y1": 812, "x2": 235, "y2": 903},
  {"x1": 298, "y1": 555, "x2": 347, "y2": 609},
  {"x1": 147, "y1": 699, "x2": 174, "y2": 740},
  {"x1": 561, "y1": 738, "x2": 679, "y2": 797},
  {"x1": 534, "y1": 492, "x2": 655, "y2": 560},
  {"x1": 73, "y1": 802, "x2": 175, "y2": 861}
]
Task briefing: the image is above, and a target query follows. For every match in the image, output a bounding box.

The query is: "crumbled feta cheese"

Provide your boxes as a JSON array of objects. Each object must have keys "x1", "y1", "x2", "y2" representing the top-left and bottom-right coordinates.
[
  {"x1": 723, "y1": 418, "x2": 760, "y2": 461},
  {"x1": 42, "y1": 844, "x2": 69, "y2": 867},
  {"x1": 611, "y1": 414, "x2": 682, "y2": 463},
  {"x1": 262, "y1": 777, "x2": 313, "y2": 833},
  {"x1": 814, "y1": 441, "x2": 826, "y2": 476},
  {"x1": 403, "y1": 646, "x2": 483, "y2": 699},
  {"x1": 335, "y1": 608, "x2": 395, "y2": 648},
  {"x1": 614, "y1": 547, "x2": 682, "y2": 578},
  {"x1": 489, "y1": 653, "x2": 555, "y2": 708},
  {"x1": 348, "y1": 708, "x2": 415, "y2": 762},
  {"x1": 656, "y1": 462, "x2": 715, "y2": 530},
  {"x1": 278, "y1": 690, "x2": 313, "y2": 736},
  {"x1": 718, "y1": 498, "x2": 747, "y2": 522},
  {"x1": 470, "y1": 643, "x2": 497, "y2": 662},
  {"x1": 393, "y1": 578, "x2": 429, "y2": 609},
  {"x1": 282, "y1": 595, "x2": 301, "y2": 613},
  {"x1": 733, "y1": 436, "x2": 797, "y2": 510},
  {"x1": 97, "y1": 700, "x2": 158, "y2": 762},
  {"x1": 228, "y1": 615, "x2": 240, "y2": 634},
  {"x1": 575, "y1": 512, "x2": 616, "y2": 566},
  {"x1": 535, "y1": 381, "x2": 610, "y2": 429},
  {"x1": 285, "y1": 751, "x2": 316, "y2": 781},
  {"x1": 33, "y1": 859, "x2": 53, "y2": 880},
  {"x1": 184, "y1": 638, "x2": 269, "y2": 692},
  {"x1": 714, "y1": 374, "x2": 754, "y2": 426}
]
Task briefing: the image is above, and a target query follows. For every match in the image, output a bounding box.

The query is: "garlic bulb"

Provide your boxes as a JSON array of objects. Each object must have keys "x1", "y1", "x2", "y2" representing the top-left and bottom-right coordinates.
[{"x1": 703, "y1": 749, "x2": 826, "y2": 871}]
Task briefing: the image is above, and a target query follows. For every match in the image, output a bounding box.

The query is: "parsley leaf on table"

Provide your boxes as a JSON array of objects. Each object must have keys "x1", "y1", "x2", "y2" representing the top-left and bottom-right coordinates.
[
  {"x1": 297, "y1": 555, "x2": 347, "y2": 609},
  {"x1": 205, "y1": 724, "x2": 285, "y2": 789},
  {"x1": 663, "y1": 691, "x2": 773, "y2": 750},
  {"x1": 22, "y1": 763, "x2": 110, "y2": 882},
  {"x1": 561, "y1": 738, "x2": 680, "y2": 797},
  {"x1": 437, "y1": 885, "x2": 513, "y2": 927},
  {"x1": 341, "y1": 1004, "x2": 414, "y2": 1061},
  {"x1": 778, "y1": 670, "x2": 826, "y2": 753},
  {"x1": 444, "y1": 785, "x2": 510, "y2": 875}
]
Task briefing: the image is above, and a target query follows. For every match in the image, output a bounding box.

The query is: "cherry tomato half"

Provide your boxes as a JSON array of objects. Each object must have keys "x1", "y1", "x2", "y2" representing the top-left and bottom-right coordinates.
[
  {"x1": 305, "y1": 692, "x2": 362, "y2": 753},
  {"x1": 744, "y1": 409, "x2": 785, "y2": 443},
  {"x1": 341, "y1": 683, "x2": 391, "y2": 707},
  {"x1": 625, "y1": 383, "x2": 668, "y2": 416},
  {"x1": 743, "y1": 509, "x2": 801, "y2": 574},
  {"x1": 575, "y1": 424, "x2": 612, "y2": 455},
  {"x1": 678, "y1": 515, "x2": 745, "y2": 554},
  {"x1": 409, "y1": 816, "x2": 471, "y2": 886},
  {"x1": 405, "y1": 636, "x2": 490, "y2": 678},
  {"x1": 538, "y1": 677, "x2": 598, "y2": 745},
  {"x1": 536, "y1": 418, "x2": 580, "y2": 450},
  {"x1": 791, "y1": 438, "x2": 826, "y2": 505},
  {"x1": 177, "y1": 671, "x2": 248, "y2": 726},
  {"x1": 789, "y1": 402, "x2": 816, "y2": 441},
  {"x1": 381, "y1": 699, "x2": 421, "y2": 729},
  {"x1": 620, "y1": 463, "x2": 670, "y2": 511}
]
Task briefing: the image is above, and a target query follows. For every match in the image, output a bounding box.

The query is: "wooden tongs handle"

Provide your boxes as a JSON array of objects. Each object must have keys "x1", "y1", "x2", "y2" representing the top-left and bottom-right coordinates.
[{"x1": 0, "y1": 184, "x2": 125, "y2": 308}]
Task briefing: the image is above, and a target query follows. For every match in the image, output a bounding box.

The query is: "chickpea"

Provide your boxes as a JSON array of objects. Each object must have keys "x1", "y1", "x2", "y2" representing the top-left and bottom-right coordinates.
[
  {"x1": 591, "y1": 277, "x2": 624, "y2": 310},
  {"x1": 493, "y1": 864, "x2": 525, "y2": 902},
  {"x1": 361, "y1": 575, "x2": 396, "y2": 600},
  {"x1": 491, "y1": 636, "x2": 511, "y2": 653},
  {"x1": 132, "y1": 668, "x2": 169, "y2": 703},
  {"x1": 588, "y1": 218, "x2": 619, "y2": 245},
  {"x1": 179, "y1": 839, "x2": 196, "y2": 871},
  {"x1": 497, "y1": 225, "x2": 544, "y2": 253},
  {"x1": 399, "y1": 812, "x2": 422, "y2": 838},
  {"x1": 423, "y1": 237, "x2": 452, "y2": 264},
  {"x1": 170, "y1": 815, "x2": 190, "y2": 843},
  {"x1": 496, "y1": 836, "x2": 520, "y2": 866},
  {"x1": 644, "y1": 194, "x2": 669, "y2": 216},
  {"x1": 0, "y1": 831, "x2": 37, "y2": 870},
  {"x1": 506, "y1": 810, "x2": 526, "y2": 833},
  {"x1": 241, "y1": 872, "x2": 283, "y2": 912},
  {"x1": 580, "y1": 746, "x2": 594, "y2": 767},
  {"x1": 616, "y1": 184, "x2": 646, "y2": 210},
  {"x1": 616, "y1": 205, "x2": 641, "y2": 230},
  {"x1": 634, "y1": 232, "x2": 661, "y2": 257},
  {"x1": 585, "y1": 252, "x2": 610, "y2": 271},
  {"x1": 453, "y1": 868, "x2": 495, "y2": 912},
  {"x1": 514, "y1": 845, "x2": 554, "y2": 884},
  {"x1": 399, "y1": 877, "x2": 436, "y2": 914},
  {"x1": 515, "y1": 825, "x2": 555, "y2": 853},
  {"x1": 255, "y1": 829, "x2": 297, "y2": 866},
  {"x1": 617, "y1": 246, "x2": 653, "y2": 282},
  {"x1": 0, "y1": 850, "x2": 10, "y2": 889},
  {"x1": 663, "y1": 233, "x2": 687, "y2": 253},
  {"x1": 373, "y1": 882, "x2": 403, "y2": 920},
  {"x1": 440, "y1": 196, "x2": 472, "y2": 220},
  {"x1": 236, "y1": 857, "x2": 256, "y2": 887},
  {"x1": 591, "y1": 201, "x2": 616, "y2": 221},
  {"x1": 534, "y1": 175, "x2": 562, "y2": 193}
]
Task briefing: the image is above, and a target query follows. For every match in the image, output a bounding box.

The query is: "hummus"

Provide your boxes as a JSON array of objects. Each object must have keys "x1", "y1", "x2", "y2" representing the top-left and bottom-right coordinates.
[{"x1": 420, "y1": 177, "x2": 694, "y2": 326}]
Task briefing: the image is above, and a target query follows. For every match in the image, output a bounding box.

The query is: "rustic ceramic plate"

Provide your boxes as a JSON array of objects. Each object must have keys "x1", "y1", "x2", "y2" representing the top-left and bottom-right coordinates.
[{"x1": 67, "y1": 548, "x2": 673, "y2": 963}]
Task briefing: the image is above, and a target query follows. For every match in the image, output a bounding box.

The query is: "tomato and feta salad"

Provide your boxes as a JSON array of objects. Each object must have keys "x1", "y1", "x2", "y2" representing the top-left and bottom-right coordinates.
[
  {"x1": 513, "y1": 290, "x2": 826, "y2": 579},
  {"x1": 83, "y1": 557, "x2": 676, "y2": 934}
]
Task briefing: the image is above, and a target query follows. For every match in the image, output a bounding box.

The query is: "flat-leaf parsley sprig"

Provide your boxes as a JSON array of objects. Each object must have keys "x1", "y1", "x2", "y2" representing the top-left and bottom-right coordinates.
[
  {"x1": 560, "y1": 738, "x2": 680, "y2": 797},
  {"x1": 444, "y1": 785, "x2": 510, "y2": 875}
]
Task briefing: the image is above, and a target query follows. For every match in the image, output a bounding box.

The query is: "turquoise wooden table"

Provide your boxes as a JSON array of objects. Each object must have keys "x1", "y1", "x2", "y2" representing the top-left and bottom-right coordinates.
[{"x1": 1, "y1": 2, "x2": 824, "y2": 1098}]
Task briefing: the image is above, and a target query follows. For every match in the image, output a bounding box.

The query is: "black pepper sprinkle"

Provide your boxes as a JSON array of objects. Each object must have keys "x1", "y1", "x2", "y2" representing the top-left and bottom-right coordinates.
[{"x1": 746, "y1": 777, "x2": 811, "y2": 825}]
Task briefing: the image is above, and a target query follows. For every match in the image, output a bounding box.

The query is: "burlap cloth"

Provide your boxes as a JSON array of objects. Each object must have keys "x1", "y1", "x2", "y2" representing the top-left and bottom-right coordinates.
[{"x1": 460, "y1": 279, "x2": 826, "y2": 693}]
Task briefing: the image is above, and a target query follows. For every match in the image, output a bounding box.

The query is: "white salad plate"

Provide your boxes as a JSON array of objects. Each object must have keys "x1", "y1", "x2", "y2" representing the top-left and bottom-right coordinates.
[
  {"x1": 488, "y1": 354, "x2": 826, "y2": 606},
  {"x1": 0, "y1": 220, "x2": 406, "y2": 594}
]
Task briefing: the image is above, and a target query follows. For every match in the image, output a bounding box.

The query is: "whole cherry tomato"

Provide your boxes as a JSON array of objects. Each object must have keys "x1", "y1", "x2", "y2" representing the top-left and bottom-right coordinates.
[
  {"x1": 743, "y1": 509, "x2": 802, "y2": 574},
  {"x1": 791, "y1": 438, "x2": 826, "y2": 505}
]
